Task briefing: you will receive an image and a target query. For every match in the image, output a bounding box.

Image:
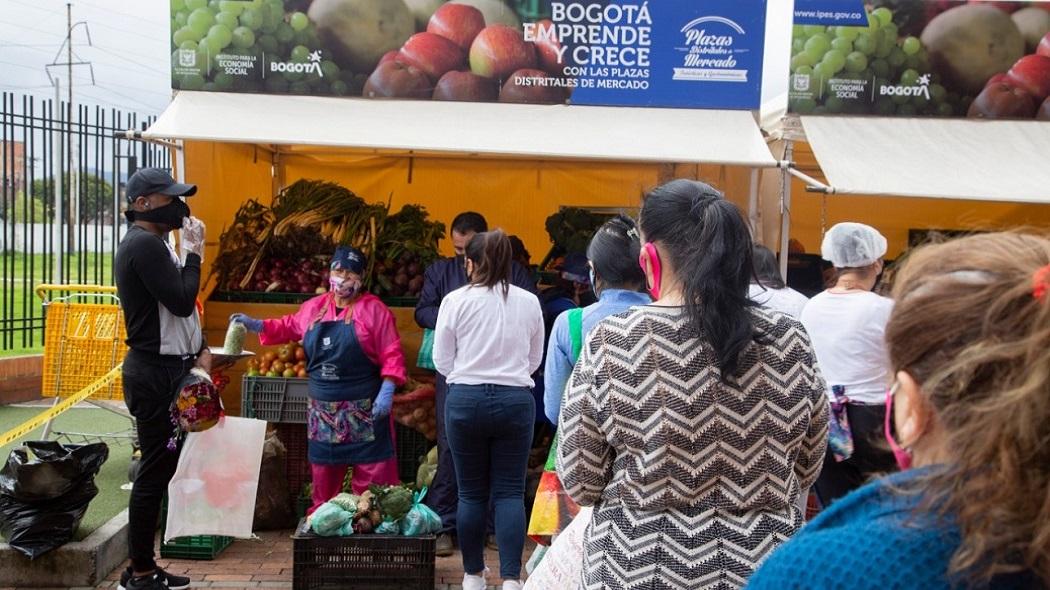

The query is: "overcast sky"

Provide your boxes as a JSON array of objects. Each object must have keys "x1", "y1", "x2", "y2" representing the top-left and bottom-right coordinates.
[{"x1": 0, "y1": 0, "x2": 172, "y2": 115}]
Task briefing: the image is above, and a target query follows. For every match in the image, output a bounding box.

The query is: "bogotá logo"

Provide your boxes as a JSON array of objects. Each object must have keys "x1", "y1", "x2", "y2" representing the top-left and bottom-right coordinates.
[
  {"x1": 673, "y1": 16, "x2": 748, "y2": 83},
  {"x1": 880, "y1": 74, "x2": 931, "y2": 100},
  {"x1": 270, "y1": 50, "x2": 324, "y2": 77},
  {"x1": 178, "y1": 49, "x2": 197, "y2": 68},
  {"x1": 792, "y1": 73, "x2": 811, "y2": 92}
]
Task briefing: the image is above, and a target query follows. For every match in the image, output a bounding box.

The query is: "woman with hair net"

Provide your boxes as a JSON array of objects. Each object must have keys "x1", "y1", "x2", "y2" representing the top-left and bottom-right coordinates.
[{"x1": 800, "y1": 223, "x2": 896, "y2": 506}]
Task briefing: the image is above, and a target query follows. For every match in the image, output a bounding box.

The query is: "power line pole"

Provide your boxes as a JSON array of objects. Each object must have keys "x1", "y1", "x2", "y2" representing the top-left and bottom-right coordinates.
[
  {"x1": 67, "y1": 3, "x2": 73, "y2": 254},
  {"x1": 44, "y1": 6, "x2": 93, "y2": 281}
]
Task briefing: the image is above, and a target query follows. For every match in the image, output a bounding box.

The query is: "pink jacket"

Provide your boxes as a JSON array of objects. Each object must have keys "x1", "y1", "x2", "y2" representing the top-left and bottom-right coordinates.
[{"x1": 259, "y1": 292, "x2": 407, "y2": 385}]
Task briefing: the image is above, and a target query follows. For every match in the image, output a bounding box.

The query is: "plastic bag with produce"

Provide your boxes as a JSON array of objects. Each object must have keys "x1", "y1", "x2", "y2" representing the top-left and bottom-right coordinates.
[
  {"x1": 400, "y1": 488, "x2": 442, "y2": 536},
  {"x1": 311, "y1": 502, "x2": 353, "y2": 537}
]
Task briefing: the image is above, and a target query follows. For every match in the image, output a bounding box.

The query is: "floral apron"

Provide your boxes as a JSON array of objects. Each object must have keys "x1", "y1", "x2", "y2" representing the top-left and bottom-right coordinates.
[{"x1": 303, "y1": 299, "x2": 393, "y2": 465}]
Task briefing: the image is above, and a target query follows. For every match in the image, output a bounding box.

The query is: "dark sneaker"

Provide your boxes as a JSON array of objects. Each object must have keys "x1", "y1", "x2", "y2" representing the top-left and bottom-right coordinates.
[
  {"x1": 435, "y1": 533, "x2": 454, "y2": 557},
  {"x1": 118, "y1": 567, "x2": 190, "y2": 590}
]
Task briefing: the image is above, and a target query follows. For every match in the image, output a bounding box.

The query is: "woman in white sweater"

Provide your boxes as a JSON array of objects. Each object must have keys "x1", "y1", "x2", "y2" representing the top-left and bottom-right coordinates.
[{"x1": 433, "y1": 229, "x2": 545, "y2": 590}]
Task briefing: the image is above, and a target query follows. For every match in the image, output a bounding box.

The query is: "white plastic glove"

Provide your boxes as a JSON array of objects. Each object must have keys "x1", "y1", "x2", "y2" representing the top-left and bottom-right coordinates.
[{"x1": 180, "y1": 216, "x2": 206, "y2": 261}]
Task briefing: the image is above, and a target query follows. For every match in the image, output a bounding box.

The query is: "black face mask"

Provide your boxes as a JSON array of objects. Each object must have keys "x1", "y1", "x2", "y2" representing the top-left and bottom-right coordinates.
[{"x1": 126, "y1": 199, "x2": 190, "y2": 230}]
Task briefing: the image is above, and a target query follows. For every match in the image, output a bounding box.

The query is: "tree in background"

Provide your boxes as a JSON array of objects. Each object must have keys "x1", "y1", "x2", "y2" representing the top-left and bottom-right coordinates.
[{"x1": 29, "y1": 173, "x2": 116, "y2": 223}]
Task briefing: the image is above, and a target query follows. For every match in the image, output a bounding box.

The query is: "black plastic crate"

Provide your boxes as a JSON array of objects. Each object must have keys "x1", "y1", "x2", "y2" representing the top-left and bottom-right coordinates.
[
  {"x1": 276, "y1": 422, "x2": 312, "y2": 501},
  {"x1": 293, "y1": 519, "x2": 435, "y2": 590},
  {"x1": 395, "y1": 423, "x2": 431, "y2": 484},
  {"x1": 242, "y1": 376, "x2": 311, "y2": 423}
]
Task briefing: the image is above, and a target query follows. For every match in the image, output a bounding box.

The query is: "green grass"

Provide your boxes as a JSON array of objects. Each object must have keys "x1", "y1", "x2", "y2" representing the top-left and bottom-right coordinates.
[
  {"x1": 0, "y1": 252, "x2": 114, "y2": 356},
  {"x1": 0, "y1": 404, "x2": 134, "y2": 541}
]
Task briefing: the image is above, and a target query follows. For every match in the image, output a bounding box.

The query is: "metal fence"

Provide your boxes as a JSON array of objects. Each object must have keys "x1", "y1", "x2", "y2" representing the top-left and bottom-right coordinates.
[{"x1": 0, "y1": 92, "x2": 170, "y2": 352}]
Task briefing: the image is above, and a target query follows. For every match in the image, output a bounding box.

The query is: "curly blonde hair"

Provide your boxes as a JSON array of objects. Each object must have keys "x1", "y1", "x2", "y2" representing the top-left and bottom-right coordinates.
[{"x1": 886, "y1": 231, "x2": 1050, "y2": 585}]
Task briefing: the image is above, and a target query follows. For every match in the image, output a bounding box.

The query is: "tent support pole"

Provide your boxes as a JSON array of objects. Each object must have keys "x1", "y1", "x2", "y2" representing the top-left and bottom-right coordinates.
[
  {"x1": 747, "y1": 168, "x2": 760, "y2": 241},
  {"x1": 778, "y1": 142, "x2": 794, "y2": 280},
  {"x1": 117, "y1": 130, "x2": 180, "y2": 151},
  {"x1": 785, "y1": 166, "x2": 834, "y2": 194}
]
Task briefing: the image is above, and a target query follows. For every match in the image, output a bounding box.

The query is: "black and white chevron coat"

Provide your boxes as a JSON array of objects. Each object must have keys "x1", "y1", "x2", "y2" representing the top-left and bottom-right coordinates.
[{"x1": 556, "y1": 306, "x2": 829, "y2": 590}]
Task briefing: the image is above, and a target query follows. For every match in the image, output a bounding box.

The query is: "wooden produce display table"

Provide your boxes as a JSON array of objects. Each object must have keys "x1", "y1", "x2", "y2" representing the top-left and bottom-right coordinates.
[{"x1": 203, "y1": 300, "x2": 424, "y2": 416}]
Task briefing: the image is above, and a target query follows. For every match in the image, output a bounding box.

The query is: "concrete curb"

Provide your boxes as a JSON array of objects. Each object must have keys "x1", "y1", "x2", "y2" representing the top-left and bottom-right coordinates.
[{"x1": 0, "y1": 508, "x2": 128, "y2": 587}]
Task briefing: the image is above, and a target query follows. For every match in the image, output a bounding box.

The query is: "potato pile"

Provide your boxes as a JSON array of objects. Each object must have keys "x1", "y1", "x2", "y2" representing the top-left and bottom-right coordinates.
[{"x1": 392, "y1": 378, "x2": 437, "y2": 440}]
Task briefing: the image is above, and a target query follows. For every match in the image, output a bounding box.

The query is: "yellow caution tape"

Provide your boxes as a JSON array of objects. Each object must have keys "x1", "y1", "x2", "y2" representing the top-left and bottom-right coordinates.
[{"x1": 0, "y1": 364, "x2": 123, "y2": 448}]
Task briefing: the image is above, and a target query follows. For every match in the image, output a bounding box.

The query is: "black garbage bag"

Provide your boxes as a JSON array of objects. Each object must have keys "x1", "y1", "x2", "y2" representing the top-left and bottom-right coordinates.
[{"x1": 0, "y1": 441, "x2": 109, "y2": 559}]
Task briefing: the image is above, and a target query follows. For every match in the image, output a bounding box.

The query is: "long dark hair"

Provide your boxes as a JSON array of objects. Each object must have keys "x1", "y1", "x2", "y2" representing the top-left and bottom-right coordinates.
[
  {"x1": 587, "y1": 214, "x2": 645, "y2": 292},
  {"x1": 752, "y1": 244, "x2": 785, "y2": 289},
  {"x1": 465, "y1": 229, "x2": 512, "y2": 297},
  {"x1": 640, "y1": 179, "x2": 755, "y2": 378}
]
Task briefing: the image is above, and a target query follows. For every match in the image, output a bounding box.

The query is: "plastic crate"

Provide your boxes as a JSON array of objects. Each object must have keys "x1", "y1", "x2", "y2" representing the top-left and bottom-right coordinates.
[
  {"x1": 276, "y1": 422, "x2": 312, "y2": 501},
  {"x1": 211, "y1": 290, "x2": 417, "y2": 308},
  {"x1": 159, "y1": 499, "x2": 234, "y2": 560},
  {"x1": 293, "y1": 519, "x2": 435, "y2": 590},
  {"x1": 395, "y1": 423, "x2": 431, "y2": 484},
  {"x1": 296, "y1": 492, "x2": 313, "y2": 520},
  {"x1": 242, "y1": 376, "x2": 311, "y2": 423},
  {"x1": 211, "y1": 290, "x2": 315, "y2": 304}
]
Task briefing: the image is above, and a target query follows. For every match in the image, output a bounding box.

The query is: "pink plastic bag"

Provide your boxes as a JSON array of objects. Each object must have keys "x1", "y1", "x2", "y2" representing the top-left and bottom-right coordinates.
[{"x1": 164, "y1": 416, "x2": 267, "y2": 541}]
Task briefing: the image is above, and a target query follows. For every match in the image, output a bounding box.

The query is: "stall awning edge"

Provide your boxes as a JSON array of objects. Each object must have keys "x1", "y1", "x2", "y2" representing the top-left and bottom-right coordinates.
[
  {"x1": 800, "y1": 116, "x2": 1050, "y2": 204},
  {"x1": 143, "y1": 91, "x2": 777, "y2": 167}
]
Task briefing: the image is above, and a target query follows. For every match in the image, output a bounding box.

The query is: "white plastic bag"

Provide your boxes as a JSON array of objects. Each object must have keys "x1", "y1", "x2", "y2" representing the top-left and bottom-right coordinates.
[
  {"x1": 164, "y1": 416, "x2": 267, "y2": 541},
  {"x1": 523, "y1": 506, "x2": 592, "y2": 590}
]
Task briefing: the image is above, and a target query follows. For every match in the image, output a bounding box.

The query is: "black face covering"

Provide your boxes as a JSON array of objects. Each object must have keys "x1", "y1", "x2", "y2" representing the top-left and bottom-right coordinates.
[{"x1": 126, "y1": 198, "x2": 190, "y2": 230}]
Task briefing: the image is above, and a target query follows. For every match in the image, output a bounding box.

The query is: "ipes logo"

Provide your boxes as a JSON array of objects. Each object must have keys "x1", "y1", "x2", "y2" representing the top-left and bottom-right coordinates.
[
  {"x1": 880, "y1": 74, "x2": 931, "y2": 100},
  {"x1": 270, "y1": 50, "x2": 324, "y2": 77}
]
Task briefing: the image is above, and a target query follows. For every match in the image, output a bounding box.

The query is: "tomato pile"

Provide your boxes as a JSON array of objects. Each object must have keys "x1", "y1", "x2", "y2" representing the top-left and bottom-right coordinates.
[{"x1": 246, "y1": 342, "x2": 309, "y2": 378}]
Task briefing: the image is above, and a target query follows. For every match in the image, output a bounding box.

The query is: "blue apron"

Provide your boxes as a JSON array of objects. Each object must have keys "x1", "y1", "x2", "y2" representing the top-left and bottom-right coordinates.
[{"x1": 303, "y1": 298, "x2": 393, "y2": 465}]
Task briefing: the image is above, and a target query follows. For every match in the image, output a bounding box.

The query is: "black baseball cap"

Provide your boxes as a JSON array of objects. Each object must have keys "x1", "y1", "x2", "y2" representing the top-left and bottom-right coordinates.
[{"x1": 125, "y1": 168, "x2": 197, "y2": 203}]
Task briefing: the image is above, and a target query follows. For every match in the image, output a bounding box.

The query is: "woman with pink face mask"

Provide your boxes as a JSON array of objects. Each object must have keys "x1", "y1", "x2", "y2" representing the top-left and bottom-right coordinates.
[
  {"x1": 747, "y1": 232, "x2": 1050, "y2": 589},
  {"x1": 557, "y1": 180, "x2": 829, "y2": 590},
  {"x1": 231, "y1": 245, "x2": 406, "y2": 513}
]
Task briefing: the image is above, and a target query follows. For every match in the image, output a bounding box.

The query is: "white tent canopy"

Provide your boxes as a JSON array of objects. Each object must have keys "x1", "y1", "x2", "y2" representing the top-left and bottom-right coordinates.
[
  {"x1": 800, "y1": 116, "x2": 1050, "y2": 204},
  {"x1": 143, "y1": 91, "x2": 778, "y2": 167}
]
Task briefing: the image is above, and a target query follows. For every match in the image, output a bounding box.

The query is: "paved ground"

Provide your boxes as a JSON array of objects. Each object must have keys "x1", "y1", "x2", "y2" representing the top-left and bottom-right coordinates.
[{"x1": 1, "y1": 531, "x2": 532, "y2": 590}]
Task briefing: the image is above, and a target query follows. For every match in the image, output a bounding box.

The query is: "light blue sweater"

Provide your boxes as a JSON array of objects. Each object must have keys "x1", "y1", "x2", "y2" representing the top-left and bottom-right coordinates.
[{"x1": 542, "y1": 289, "x2": 650, "y2": 424}]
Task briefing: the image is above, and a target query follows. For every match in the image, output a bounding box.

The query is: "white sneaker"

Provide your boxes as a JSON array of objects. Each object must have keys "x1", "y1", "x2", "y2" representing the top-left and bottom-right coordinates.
[
  {"x1": 503, "y1": 581, "x2": 524, "y2": 590},
  {"x1": 463, "y1": 571, "x2": 488, "y2": 590}
]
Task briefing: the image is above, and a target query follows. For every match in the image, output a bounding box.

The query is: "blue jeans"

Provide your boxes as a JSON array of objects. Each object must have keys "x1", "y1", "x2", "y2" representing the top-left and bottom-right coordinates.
[{"x1": 445, "y1": 384, "x2": 535, "y2": 580}]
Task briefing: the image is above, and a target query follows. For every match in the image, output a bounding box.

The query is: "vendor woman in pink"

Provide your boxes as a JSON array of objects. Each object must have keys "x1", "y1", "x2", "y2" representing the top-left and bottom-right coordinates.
[{"x1": 231, "y1": 246, "x2": 406, "y2": 512}]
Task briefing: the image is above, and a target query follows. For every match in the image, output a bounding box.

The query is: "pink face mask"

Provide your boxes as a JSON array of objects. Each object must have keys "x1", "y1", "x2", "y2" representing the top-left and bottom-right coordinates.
[
  {"x1": 329, "y1": 276, "x2": 360, "y2": 299},
  {"x1": 884, "y1": 383, "x2": 913, "y2": 471},
  {"x1": 638, "y1": 242, "x2": 662, "y2": 300}
]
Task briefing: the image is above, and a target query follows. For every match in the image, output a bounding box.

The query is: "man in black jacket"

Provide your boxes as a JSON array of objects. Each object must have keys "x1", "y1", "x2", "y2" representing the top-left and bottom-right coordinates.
[
  {"x1": 415, "y1": 212, "x2": 537, "y2": 556},
  {"x1": 114, "y1": 168, "x2": 208, "y2": 590}
]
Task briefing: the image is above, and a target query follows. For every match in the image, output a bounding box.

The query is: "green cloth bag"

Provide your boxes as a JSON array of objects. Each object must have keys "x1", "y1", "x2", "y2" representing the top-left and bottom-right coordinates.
[{"x1": 416, "y1": 328, "x2": 436, "y2": 371}]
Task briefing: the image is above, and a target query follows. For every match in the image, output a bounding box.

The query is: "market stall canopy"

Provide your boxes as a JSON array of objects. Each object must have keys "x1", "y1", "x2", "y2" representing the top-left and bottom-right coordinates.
[
  {"x1": 143, "y1": 91, "x2": 777, "y2": 167},
  {"x1": 800, "y1": 116, "x2": 1050, "y2": 204}
]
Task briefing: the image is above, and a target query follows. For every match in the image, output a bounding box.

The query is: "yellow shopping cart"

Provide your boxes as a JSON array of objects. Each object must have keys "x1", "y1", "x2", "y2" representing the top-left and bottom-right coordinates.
[{"x1": 34, "y1": 284, "x2": 135, "y2": 447}]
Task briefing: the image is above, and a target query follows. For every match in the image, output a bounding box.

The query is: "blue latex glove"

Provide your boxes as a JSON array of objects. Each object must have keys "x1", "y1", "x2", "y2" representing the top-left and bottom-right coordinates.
[
  {"x1": 229, "y1": 313, "x2": 263, "y2": 333},
  {"x1": 372, "y1": 379, "x2": 395, "y2": 419}
]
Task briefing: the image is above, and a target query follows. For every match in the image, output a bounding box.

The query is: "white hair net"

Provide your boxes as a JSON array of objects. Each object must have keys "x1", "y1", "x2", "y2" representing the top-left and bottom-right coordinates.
[{"x1": 821, "y1": 222, "x2": 888, "y2": 268}]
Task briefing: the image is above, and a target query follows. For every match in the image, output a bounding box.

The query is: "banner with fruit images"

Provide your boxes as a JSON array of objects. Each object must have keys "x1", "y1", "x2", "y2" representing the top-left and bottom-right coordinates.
[
  {"x1": 787, "y1": 0, "x2": 1050, "y2": 120},
  {"x1": 170, "y1": 0, "x2": 769, "y2": 109}
]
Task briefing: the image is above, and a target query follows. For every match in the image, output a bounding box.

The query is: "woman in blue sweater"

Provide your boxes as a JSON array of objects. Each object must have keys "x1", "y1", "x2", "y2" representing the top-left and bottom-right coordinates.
[
  {"x1": 747, "y1": 232, "x2": 1050, "y2": 589},
  {"x1": 543, "y1": 214, "x2": 650, "y2": 424}
]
